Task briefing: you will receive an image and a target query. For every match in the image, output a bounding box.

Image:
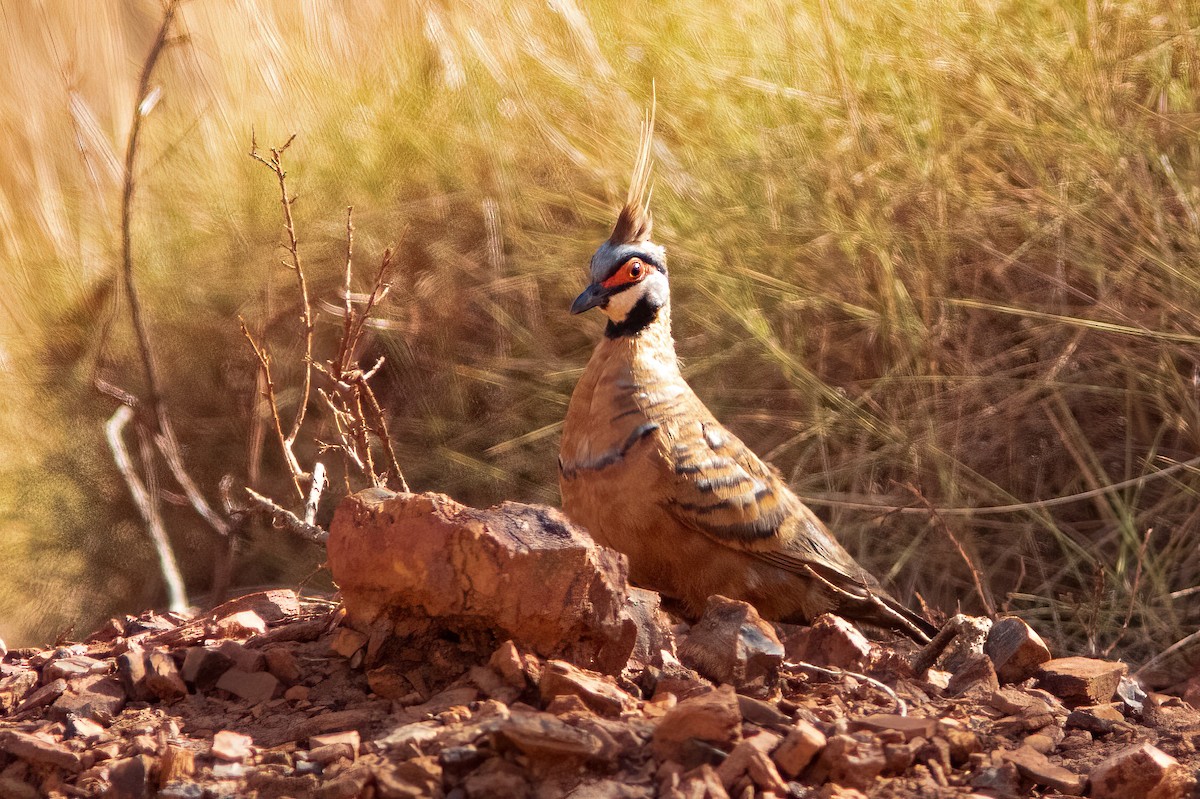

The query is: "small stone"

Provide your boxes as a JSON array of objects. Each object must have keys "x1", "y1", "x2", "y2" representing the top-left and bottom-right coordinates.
[
  {"x1": 308, "y1": 742, "x2": 354, "y2": 765},
  {"x1": 215, "y1": 668, "x2": 279, "y2": 703},
  {"x1": 1036, "y1": 657, "x2": 1127, "y2": 708},
  {"x1": 492, "y1": 710, "x2": 607, "y2": 762},
  {"x1": 50, "y1": 675, "x2": 126, "y2": 722},
  {"x1": 651, "y1": 684, "x2": 742, "y2": 763},
  {"x1": 106, "y1": 755, "x2": 152, "y2": 799},
  {"x1": 936, "y1": 719, "x2": 981, "y2": 765},
  {"x1": 998, "y1": 745, "x2": 1085, "y2": 795},
  {"x1": 311, "y1": 730, "x2": 360, "y2": 757},
  {"x1": 678, "y1": 595, "x2": 784, "y2": 693},
  {"x1": 851, "y1": 714, "x2": 936, "y2": 742},
  {"x1": 772, "y1": 720, "x2": 826, "y2": 778},
  {"x1": 284, "y1": 684, "x2": 311, "y2": 702},
  {"x1": 18, "y1": 677, "x2": 68, "y2": 712},
  {"x1": 539, "y1": 660, "x2": 635, "y2": 717},
  {"x1": 809, "y1": 733, "x2": 887, "y2": 789},
  {"x1": 43, "y1": 655, "x2": 108, "y2": 683},
  {"x1": 145, "y1": 651, "x2": 188, "y2": 701},
  {"x1": 329, "y1": 627, "x2": 369, "y2": 658},
  {"x1": 984, "y1": 617, "x2": 1051, "y2": 684},
  {"x1": 0, "y1": 669, "x2": 38, "y2": 713},
  {"x1": 216, "y1": 640, "x2": 266, "y2": 672},
  {"x1": 947, "y1": 652, "x2": 1000, "y2": 697},
  {"x1": 214, "y1": 610, "x2": 268, "y2": 638},
  {"x1": 211, "y1": 730, "x2": 254, "y2": 761},
  {"x1": 1089, "y1": 742, "x2": 1196, "y2": 799},
  {"x1": 1065, "y1": 703, "x2": 1128, "y2": 736},
  {"x1": 180, "y1": 646, "x2": 233, "y2": 691},
  {"x1": 376, "y1": 756, "x2": 443, "y2": 799},
  {"x1": 67, "y1": 715, "x2": 107, "y2": 741},
  {"x1": 489, "y1": 640, "x2": 528, "y2": 688},
  {"x1": 159, "y1": 745, "x2": 195, "y2": 786},
  {"x1": 792, "y1": 614, "x2": 871, "y2": 670},
  {"x1": 264, "y1": 647, "x2": 301, "y2": 683},
  {"x1": 209, "y1": 589, "x2": 300, "y2": 624},
  {"x1": 716, "y1": 733, "x2": 785, "y2": 792},
  {"x1": 0, "y1": 730, "x2": 82, "y2": 771}
]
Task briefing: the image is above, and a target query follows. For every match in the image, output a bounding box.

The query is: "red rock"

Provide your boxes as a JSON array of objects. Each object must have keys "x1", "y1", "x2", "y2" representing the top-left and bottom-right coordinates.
[
  {"x1": 50, "y1": 675, "x2": 126, "y2": 722},
  {"x1": 936, "y1": 719, "x2": 981, "y2": 765},
  {"x1": 984, "y1": 617, "x2": 1051, "y2": 684},
  {"x1": 18, "y1": 677, "x2": 67, "y2": 712},
  {"x1": 678, "y1": 595, "x2": 783, "y2": 693},
  {"x1": 144, "y1": 650, "x2": 187, "y2": 701},
  {"x1": 284, "y1": 684, "x2": 310, "y2": 702},
  {"x1": 1065, "y1": 703, "x2": 1127, "y2": 735},
  {"x1": 851, "y1": 714, "x2": 935, "y2": 742},
  {"x1": 216, "y1": 640, "x2": 266, "y2": 672},
  {"x1": 214, "y1": 610, "x2": 268, "y2": 638},
  {"x1": 328, "y1": 490, "x2": 638, "y2": 674},
  {"x1": 792, "y1": 614, "x2": 871, "y2": 670},
  {"x1": 492, "y1": 709, "x2": 609, "y2": 762},
  {"x1": 998, "y1": 745, "x2": 1084, "y2": 795},
  {"x1": 0, "y1": 730, "x2": 82, "y2": 771},
  {"x1": 329, "y1": 627, "x2": 368, "y2": 658},
  {"x1": 809, "y1": 734, "x2": 886, "y2": 789},
  {"x1": 773, "y1": 720, "x2": 826, "y2": 778},
  {"x1": 215, "y1": 668, "x2": 279, "y2": 703},
  {"x1": 180, "y1": 646, "x2": 233, "y2": 691},
  {"x1": 210, "y1": 589, "x2": 300, "y2": 624},
  {"x1": 489, "y1": 640, "x2": 528, "y2": 688},
  {"x1": 263, "y1": 647, "x2": 301, "y2": 684},
  {"x1": 310, "y1": 730, "x2": 361, "y2": 756},
  {"x1": 159, "y1": 745, "x2": 195, "y2": 785},
  {"x1": 539, "y1": 660, "x2": 635, "y2": 717},
  {"x1": 43, "y1": 655, "x2": 108, "y2": 683},
  {"x1": 106, "y1": 755, "x2": 152, "y2": 799},
  {"x1": 0, "y1": 669, "x2": 37, "y2": 713},
  {"x1": 651, "y1": 684, "x2": 742, "y2": 762},
  {"x1": 375, "y1": 756, "x2": 443, "y2": 799},
  {"x1": 716, "y1": 732, "x2": 784, "y2": 791},
  {"x1": 627, "y1": 586, "x2": 678, "y2": 667},
  {"x1": 1089, "y1": 743, "x2": 1196, "y2": 799},
  {"x1": 1035, "y1": 657, "x2": 1127, "y2": 707},
  {"x1": 211, "y1": 730, "x2": 254, "y2": 761}
]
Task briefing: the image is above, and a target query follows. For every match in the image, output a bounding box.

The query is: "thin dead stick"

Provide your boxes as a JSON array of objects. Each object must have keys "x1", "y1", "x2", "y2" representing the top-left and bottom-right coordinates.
[
  {"x1": 784, "y1": 660, "x2": 907, "y2": 716},
  {"x1": 107, "y1": 406, "x2": 188, "y2": 612},
  {"x1": 244, "y1": 487, "x2": 328, "y2": 545},
  {"x1": 903, "y1": 482, "x2": 995, "y2": 617},
  {"x1": 357, "y1": 375, "x2": 410, "y2": 491},
  {"x1": 156, "y1": 421, "x2": 230, "y2": 536},
  {"x1": 240, "y1": 318, "x2": 305, "y2": 497},
  {"x1": 250, "y1": 134, "x2": 315, "y2": 468}
]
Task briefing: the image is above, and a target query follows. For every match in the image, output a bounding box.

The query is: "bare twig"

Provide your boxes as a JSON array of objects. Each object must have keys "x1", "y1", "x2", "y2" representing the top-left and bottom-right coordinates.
[
  {"x1": 902, "y1": 482, "x2": 995, "y2": 617},
  {"x1": 244, "y1": 487, "x2": 328, "y2": 545},
  {"x1": 784, "y1": 660, "x2": 907, "y2": 716},
  {"x1": 240, "y1": 317, "x2": 305, "y2": 497},
  {"x1": 106, "y1": 406, "x2": 188, "y2": 612}
]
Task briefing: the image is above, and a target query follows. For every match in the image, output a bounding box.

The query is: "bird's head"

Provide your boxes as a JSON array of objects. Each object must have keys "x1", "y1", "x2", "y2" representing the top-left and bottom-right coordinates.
[{"x1": 570, "y1": 110, "x2": 669, "y2": 338}]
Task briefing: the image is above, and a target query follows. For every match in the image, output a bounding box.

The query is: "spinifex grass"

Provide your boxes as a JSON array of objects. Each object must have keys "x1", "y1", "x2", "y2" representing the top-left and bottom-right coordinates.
[{"x1": 1, "y1": 1, "x2": 1199, "y2": 681}]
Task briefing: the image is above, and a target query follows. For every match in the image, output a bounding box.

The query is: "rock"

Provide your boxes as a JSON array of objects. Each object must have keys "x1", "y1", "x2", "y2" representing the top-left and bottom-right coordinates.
[
  {"x1": 115, "y1": 651, "x2": 152, "y2": 702},
  {"x1": 311, "y1": 730, "x2": 361, "y2": 757},
  {"x1": 936, "y1": 719, "x2": 981, "y2": 765},
  {"x1": 716, "y1": 733, "x2": 786, "y2": 793},
  {"x1": 791, "y1": 614, "x2": 871, "y2": 670},
  {"x1": 329, "y1": 627, "x2": 369, "y2": 658},
  {"x1": 51, "y1": 675, "x2": 126, "y2": 722},
  {"x1": 678, "y1": 595, "x2": 783, "y2": 693},
  {"x1": 0, "y1": 669, "x2": 37, "y2": 712},
  {"x1": 328, "y1": 489, "x2": 638, "y2": 674},
  {"x1": 376, "y1": 756, "x2": 443, "y2": 799},
  {"x1": 210, "y1": 589, "x2": 300, "y2": 624},
  {"x1": 215, "y1": 668, "x2": 279, "y2": 703},
  {"x1": 106, "y1": 755, "x2": 152, "y2": 799},
  {"x1": 539, "y1": 660, "x2": 635, "y2": 717},
  {"x1": 284, "y1": 684, "x2": 310, "y2": 701},
  {"x1": 214, "y1": 610, "x2": 268, "y2": 638},
  {"x1": 651, "y1": 684, "x2": 742, "y2": 762},
  {"x1": 773, "y1": 720, "x2": 826, "y2": 778},
  {"x1": 144, "y1": 651, "x2": 187, "y2": 701},
  {"x1": 215, "y1": 640, "x2": 266, "y2": 673},
  {"x1": 851, "y1": 714, "x2": 936, "y2": 742},
  {"x1": 997, "y1": 745, "x2": 1085, "y2": 795},
  {"x1": 809, "y1": 733, "x2": 887, "y2": 789},
  {"x1": 627, "y1": 586, "x2": 678, "y2": 667},
  {"x1": 18, "y1": 677, "x2": 68, "y2": 712},
  {"x1": 462, "y1": 758, "x2": 530, "y2": 798},
  {"x1": 180, "y1": 647, "x2": 233, "y2": 691},
  {"x1": 984, "y1": 617, "x2": 1051, "y2": 684},
  {"x1": 43, "y1": 655, "x2": 108, "y2": 683},
  {"x1": 0, "y1": 730, "x2": 83, "y2": 771},
  {"x1": 946, "y1": 652, "x2": 1000, "y2": 697},
  {"x1": 263, "y1": 647, "x2": 301, "y2": 684},
  {"x1": 211, "y1": 730, "x2": 254, "y2": 761},
  {"x1": 1089, "y1": 742, "x2": 1196, "y2": 799},
  {"x1": 1065, "y1": 703, "x2": 1128, "y2": 736},
  {"x1": 1036, "y1": 657, "x2": 1127, "y2": 707},
  {"x1": 492, "y1": 710, "x2": 608, "y2": 762}
]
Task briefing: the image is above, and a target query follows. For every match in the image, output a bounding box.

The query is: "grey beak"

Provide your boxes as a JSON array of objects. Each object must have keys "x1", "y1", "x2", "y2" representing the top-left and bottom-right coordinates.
[{"x1": 570, "y1": 283, "x2": 609, "y2": 315}]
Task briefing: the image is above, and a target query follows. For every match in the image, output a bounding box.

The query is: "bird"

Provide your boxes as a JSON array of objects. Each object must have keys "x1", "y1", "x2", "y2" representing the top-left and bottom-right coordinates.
[{"x1": 558, "y1": 122, "x2": 936, "y2": 643}]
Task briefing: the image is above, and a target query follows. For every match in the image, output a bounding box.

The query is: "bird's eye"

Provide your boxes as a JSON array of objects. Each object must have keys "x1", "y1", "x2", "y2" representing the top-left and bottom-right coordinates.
[{"x1": 628, "y1": 261, "x2": 644, "y2": 279}]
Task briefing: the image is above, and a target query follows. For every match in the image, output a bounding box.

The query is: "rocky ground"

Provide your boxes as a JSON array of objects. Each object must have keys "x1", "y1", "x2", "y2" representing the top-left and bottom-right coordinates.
[{"x1": 1, "y1": 489, "x2": 1198, "y2": 798}]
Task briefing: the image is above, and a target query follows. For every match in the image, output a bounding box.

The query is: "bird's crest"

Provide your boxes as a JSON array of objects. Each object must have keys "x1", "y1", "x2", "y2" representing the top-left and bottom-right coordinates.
[{"x1": 608, "y1": 102, "x2": 655, "y2": 246}]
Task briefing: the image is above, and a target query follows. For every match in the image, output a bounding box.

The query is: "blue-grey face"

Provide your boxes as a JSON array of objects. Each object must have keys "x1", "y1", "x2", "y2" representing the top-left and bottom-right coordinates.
[{"x1": 570, "y1": 239, "x2": 669, "y2": 324}]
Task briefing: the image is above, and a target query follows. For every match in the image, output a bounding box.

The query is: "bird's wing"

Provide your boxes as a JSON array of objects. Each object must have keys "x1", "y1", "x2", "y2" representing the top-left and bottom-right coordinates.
[{"x1": 661, "y1": 410, "x2": 877, "y2": 591}]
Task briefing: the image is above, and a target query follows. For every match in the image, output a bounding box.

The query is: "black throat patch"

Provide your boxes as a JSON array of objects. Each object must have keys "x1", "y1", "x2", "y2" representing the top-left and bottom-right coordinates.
[{"x1": 605, "y1": 295, "x2": 660, "y2": 338}]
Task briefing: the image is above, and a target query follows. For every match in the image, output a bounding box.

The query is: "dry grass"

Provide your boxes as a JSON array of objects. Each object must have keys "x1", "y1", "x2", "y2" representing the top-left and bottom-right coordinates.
[{"x1": 2, "y1": 0, "x2": 1199, "y2": 684}]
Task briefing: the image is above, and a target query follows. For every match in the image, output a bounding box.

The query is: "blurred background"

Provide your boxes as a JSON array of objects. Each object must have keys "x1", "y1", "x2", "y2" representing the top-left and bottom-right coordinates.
[{"x1": 2, "y1": 0, "x2": 1200, "y2": 685}]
